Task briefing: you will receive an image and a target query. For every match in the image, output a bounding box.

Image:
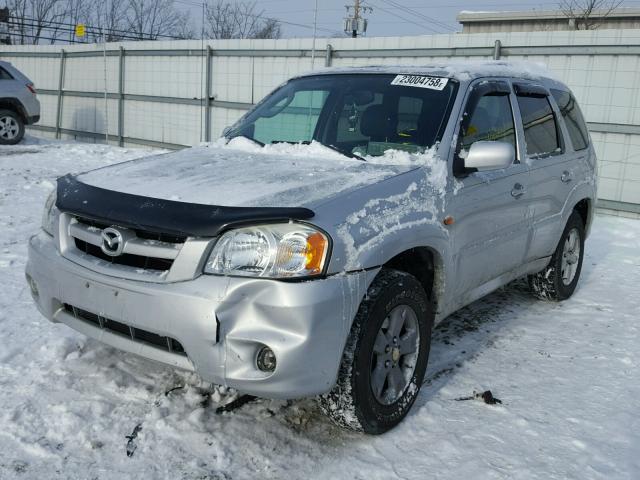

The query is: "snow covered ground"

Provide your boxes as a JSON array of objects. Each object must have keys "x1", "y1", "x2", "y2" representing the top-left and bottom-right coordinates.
[{"x1": 1, "y1": 136, "x2": 639, "y2": 479}]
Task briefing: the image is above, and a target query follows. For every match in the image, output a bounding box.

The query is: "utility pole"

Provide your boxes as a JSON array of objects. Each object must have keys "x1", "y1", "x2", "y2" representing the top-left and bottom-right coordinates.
[{"x1": 344, "y1": 0, "x2": 371, "y2": 38}]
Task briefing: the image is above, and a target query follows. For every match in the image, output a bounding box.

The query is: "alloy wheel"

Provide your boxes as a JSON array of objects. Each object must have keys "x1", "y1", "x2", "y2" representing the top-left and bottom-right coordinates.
[
  {"x1": 561, "y1": 227, "x2": 581, "y2": 285},
  {"x1": 0, "y1": 116, "x2": 20, "y2": 141},
  {"x1": 370, "y1": 304, "x2": 420, "y2": 405}
]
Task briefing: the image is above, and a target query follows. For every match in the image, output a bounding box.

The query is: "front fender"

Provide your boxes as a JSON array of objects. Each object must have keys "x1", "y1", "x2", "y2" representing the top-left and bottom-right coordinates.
[
  {"x1": 333, "y1": 217, "x2": 450, "y2": 273},
  {"x1": 320, "y1": 164, "x2": 451, "y2": 272}
]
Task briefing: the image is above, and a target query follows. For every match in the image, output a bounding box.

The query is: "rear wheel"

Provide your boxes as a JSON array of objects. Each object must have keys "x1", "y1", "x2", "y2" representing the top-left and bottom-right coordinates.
[
  {"x1": 0, "y1": 109, "x2": 25, "y2": 145},
  {"x1": 529, "y1": 211, "x2": 585, "y2": 301},
  {"x1": 319, "y1": 269, "x2": 432, "y2": 434}
]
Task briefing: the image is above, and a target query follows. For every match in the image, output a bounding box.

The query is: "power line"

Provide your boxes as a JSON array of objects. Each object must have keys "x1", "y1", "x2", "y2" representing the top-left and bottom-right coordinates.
[
  {"x1": 172, "y1": 0, "x2": 344, "y2": 36},
  {"x1": 2, "y1": 30, "x2": 83, "y2": 44},
  {"x1": 7, "y1": 20, "x2": 140, "y2": 42},
  {"x1": 366, "y1": 1, "x2": 444, "y2": 34},
  {"x1": 7, "y1": 15, "x2": 182, "y2": 40},
  {"x1": 378, "y1": 0, "x2": 456, "y2": 32},
  {"x1": 5, "y1": 2, "x2": 346, "y2": 42},
  {"x1": 6, "y1": 19, "x2": 159, "y2": 42}
]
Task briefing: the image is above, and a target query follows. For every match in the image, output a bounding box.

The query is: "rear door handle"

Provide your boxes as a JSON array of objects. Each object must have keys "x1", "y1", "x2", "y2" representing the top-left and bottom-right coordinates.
[
  {"x1": 561, "y1": 171, "x2": 573, "y2": 183},
  {"x1": 511, "y1": 183, "x2": 526, "y2": 198}
]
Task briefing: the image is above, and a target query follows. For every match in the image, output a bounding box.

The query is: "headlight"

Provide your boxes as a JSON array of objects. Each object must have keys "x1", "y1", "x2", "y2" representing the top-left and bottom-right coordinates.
[
  {"x1": 41, "y1": 189, "x2": 58, "y2": 236},
  {"x1": 204, "y1": 223, "x2": 330, "y2": 279}
]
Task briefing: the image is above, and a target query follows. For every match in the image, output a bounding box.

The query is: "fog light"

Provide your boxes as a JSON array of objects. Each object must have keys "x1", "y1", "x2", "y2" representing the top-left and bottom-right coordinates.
[
  {"x1": 256, "y1": 346, "x2": 276, "y2": 372},
  {"x1": 26, "y1": 274, "x2": 39, "y2": 300}
]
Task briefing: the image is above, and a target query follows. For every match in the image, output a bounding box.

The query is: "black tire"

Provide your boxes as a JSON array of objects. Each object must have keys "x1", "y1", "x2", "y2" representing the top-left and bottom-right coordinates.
[
  {"x1": 0, "y1": 109, "x2": 25, "y2": 145},
  {"x1": 528, "y1": 211, "x2": 585, "y2": 301},
  {"x1": 319, "y1": 269, "x2": 432, "y2": 434}
]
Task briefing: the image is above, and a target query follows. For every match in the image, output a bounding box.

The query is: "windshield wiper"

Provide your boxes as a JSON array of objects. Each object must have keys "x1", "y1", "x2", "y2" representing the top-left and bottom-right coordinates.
[
  {"x1": 294, "y1": 140, "x2": 366, "y2": 162},
  {"x1": 324, "y1": 143, "x2": 366, "y2": 161},
  {"x1": 227, "y1": 134, "x2": 265, "y2": 147},
  {"x1": 267, "y1": 140, "x2": 366, "y2": 161}
]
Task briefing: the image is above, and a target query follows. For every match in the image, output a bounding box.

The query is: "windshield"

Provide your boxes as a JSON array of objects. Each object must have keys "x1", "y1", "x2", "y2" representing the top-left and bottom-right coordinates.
[{"x1": 226, "y1": 74, "x2": 459, "y2": 158}]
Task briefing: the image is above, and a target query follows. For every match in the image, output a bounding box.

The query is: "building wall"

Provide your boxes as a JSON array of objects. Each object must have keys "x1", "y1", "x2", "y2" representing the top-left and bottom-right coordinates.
[
  {"x1": 461, "y1": 18, "x2": 640, "y2": 34},
  {"x1": 1, "y1": 30, "x2": 640, "y2": 212}
]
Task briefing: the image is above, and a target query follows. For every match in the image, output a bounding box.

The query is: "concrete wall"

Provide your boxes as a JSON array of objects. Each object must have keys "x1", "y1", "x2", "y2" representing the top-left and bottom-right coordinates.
[{"x1": 1, "y1": 30, "x2": 640, "y2": 212}]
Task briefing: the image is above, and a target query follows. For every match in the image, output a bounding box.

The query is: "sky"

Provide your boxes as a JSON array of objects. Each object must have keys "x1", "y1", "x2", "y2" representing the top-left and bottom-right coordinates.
[{"x1": 179, "y1": 0, "x2": 640, "y2": 38}]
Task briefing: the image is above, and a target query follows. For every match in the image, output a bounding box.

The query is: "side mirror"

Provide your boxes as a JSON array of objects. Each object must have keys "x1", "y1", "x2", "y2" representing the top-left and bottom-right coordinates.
[{"x1": 464, "y1": 141, "x2": 515, "y2": 171}]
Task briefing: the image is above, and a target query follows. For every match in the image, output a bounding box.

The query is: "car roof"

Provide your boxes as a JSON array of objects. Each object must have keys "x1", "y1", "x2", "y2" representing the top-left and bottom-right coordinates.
[{"x1": 294, "y1": 61, "x2": 568, "y2": 90}]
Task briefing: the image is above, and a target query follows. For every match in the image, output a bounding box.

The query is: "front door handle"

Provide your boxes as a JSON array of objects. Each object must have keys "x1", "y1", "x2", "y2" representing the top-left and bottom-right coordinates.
[
  {"x1": 561, "y1": 171, "x2": 573, "y2": 183},
  {"x1": 511, "y1": 183, "x2": 526, "y2": 198}
]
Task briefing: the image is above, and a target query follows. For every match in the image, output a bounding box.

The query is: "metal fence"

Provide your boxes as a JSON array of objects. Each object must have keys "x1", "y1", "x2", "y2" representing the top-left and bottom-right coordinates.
[{"x1": 2, "y1": 30, "x2": 640, "y2": 213}]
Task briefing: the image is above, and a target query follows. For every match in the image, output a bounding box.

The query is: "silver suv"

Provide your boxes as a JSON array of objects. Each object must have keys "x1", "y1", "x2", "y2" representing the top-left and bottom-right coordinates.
[
  {"x1": 0, "y1": 61, "x2": 40, "y2": 144},
  {"x1": 26, "y1": 62, "x2": 596, "y2": 434}
]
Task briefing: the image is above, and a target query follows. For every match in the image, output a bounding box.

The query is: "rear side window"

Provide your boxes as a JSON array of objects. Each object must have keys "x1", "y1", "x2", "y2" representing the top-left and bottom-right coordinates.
[
  {"x1": 0, "y1": 67, "x2": 13, "y2": 80},
  {"x1": 516, "y1": 95, "x2": 562, "y2": 158},
  {"x1": 551, "y1": 89, "x2": 589, "y2": 151}
]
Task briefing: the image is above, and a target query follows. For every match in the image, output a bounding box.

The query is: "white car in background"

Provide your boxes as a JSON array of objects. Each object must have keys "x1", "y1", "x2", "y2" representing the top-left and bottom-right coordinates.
[{"x1": 0, "y1": 60, "x2": 40, "y2": 144}]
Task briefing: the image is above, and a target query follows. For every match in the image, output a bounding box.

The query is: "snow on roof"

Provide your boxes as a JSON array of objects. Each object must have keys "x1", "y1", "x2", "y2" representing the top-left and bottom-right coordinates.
[
  {"x1": 457, "y1": 7, "x2": 640, "y2": 22},
  {"x1": 295, "y1": 61, "x2": 563, "y2": 84}
]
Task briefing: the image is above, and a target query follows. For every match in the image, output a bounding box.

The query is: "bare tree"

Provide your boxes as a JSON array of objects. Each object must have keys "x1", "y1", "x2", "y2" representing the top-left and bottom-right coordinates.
[
  {"x1": 86, "y1": 0, "x2": 128, "y2": 42},
  {"x1": 559, "y1": 0, "x2": 624, "y2": 30},
  {"x1": 4, "y1": 0, "x2": 194, "y2": 43},
  {"x1": 126, "y1": 0, "x2": 187, "y2": 40},
  {"x1": 252, "y1": 18, "x2": 281, "y2": 39},
  {"x1": 29, "y1": 0, "x2": 65, "y2": 42},
  {"x1": 61, "y1": 0, "x2": 93, "y2": 43},
  {"x1": 204, "y1": 1, "x2": 282, "y2": 39},
  {"x1": 172, "y1": 14, "x2": 196, "y2": 40},
  {"x1": 5, "y1": 0, "x2": 28, "y2": 44},
  {"x1": 5, "y1": 0, "x2": 66, "y2": 44}
]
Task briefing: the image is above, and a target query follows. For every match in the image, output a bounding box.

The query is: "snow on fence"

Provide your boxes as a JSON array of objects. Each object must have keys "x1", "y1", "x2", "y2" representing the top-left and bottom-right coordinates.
[{"x1": 1, "y1": 30, "x2": 640, "y2": 214}]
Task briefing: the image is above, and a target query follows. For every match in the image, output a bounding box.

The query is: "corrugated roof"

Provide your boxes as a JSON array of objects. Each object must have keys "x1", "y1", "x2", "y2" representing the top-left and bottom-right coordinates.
[{"x1": 457, "y1": 7, "x2": 640, "y2": 23}]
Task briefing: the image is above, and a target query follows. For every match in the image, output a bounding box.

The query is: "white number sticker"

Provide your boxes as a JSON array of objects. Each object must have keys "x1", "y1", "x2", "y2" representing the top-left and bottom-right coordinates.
[{"x1": 390, "y1": 74, "x2": 449, "y2": 91}]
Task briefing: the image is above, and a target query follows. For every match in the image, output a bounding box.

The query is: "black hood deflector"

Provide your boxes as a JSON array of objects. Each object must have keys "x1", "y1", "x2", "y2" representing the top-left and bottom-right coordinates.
[{"x1": 56, "y1": 174, "x2": 315, "y2": 237}]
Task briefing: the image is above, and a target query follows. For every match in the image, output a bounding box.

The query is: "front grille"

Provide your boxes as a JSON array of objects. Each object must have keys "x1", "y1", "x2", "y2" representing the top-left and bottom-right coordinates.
[
  {"x1": 75, "y1": 217, "x2": 187, "y2": 244},
  {"x1": 74, "y1": 238, "x2": 174, "y2": 271},
  {"x1": 64, "y1": 304, "x2": 186, "y2": 356},
  {"x1": 69, "y1": 216, "x2": 185, "y2": 273}
]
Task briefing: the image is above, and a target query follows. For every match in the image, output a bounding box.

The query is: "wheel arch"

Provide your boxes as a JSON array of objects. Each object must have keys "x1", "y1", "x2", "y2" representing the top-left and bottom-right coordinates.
[
  {"x1": 380, "y1": 245, "x2": 446, "y2": 320},
  {"x1": 0, "y1": 98, "x2": 27, "y2": 122},
  {"x1": 573, "y1": 197, "x2": 590, "y2": 226},
  {"x1": 571, "y1": 196, "x2": 594, "y2": 238}
]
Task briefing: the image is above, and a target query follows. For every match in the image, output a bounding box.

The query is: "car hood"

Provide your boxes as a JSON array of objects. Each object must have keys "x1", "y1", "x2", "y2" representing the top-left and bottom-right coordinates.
[{"x1": 76, "y1": 141, "x2": 417, "y2": 209}]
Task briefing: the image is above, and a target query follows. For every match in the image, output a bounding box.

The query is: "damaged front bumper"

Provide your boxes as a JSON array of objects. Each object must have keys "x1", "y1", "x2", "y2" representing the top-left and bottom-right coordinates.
[{"x1": 26, "y1": 231, "x2": 376, "y2": 399}]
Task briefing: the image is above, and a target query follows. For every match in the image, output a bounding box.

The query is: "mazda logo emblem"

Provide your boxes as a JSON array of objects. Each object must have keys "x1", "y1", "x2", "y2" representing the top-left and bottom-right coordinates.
[{"x1": 101, "y1": 227, "x2": 125, "y2": 257}]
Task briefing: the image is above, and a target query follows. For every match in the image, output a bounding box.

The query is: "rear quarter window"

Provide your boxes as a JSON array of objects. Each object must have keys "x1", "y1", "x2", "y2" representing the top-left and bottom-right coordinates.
[
  {"x1": 516, "y1": 95, "x2": 562, "y2": 158},
  {"x1": 551, "y1": 89, "x2": 590, "y2": 151},
  {"x1": 0, "y1": 67, "x2": 13, "y2": 80}
]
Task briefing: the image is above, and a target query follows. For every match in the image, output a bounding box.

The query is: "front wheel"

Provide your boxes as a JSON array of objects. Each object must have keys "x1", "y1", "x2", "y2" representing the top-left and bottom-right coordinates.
[
  {"x1": 319, "y1": 269, "x2": 432, "y2": 434},
  {"x1": 0, "y1": 109, "x2": 25, "y2": 145},
  {"x1": 528, "y1": 211, "x2": 585, "y2": 301}
]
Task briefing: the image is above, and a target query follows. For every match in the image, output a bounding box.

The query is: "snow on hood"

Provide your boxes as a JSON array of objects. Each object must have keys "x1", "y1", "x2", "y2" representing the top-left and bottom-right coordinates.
[{"x1": 76, "y1": 138, "x2": 437, "y2": 209}]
